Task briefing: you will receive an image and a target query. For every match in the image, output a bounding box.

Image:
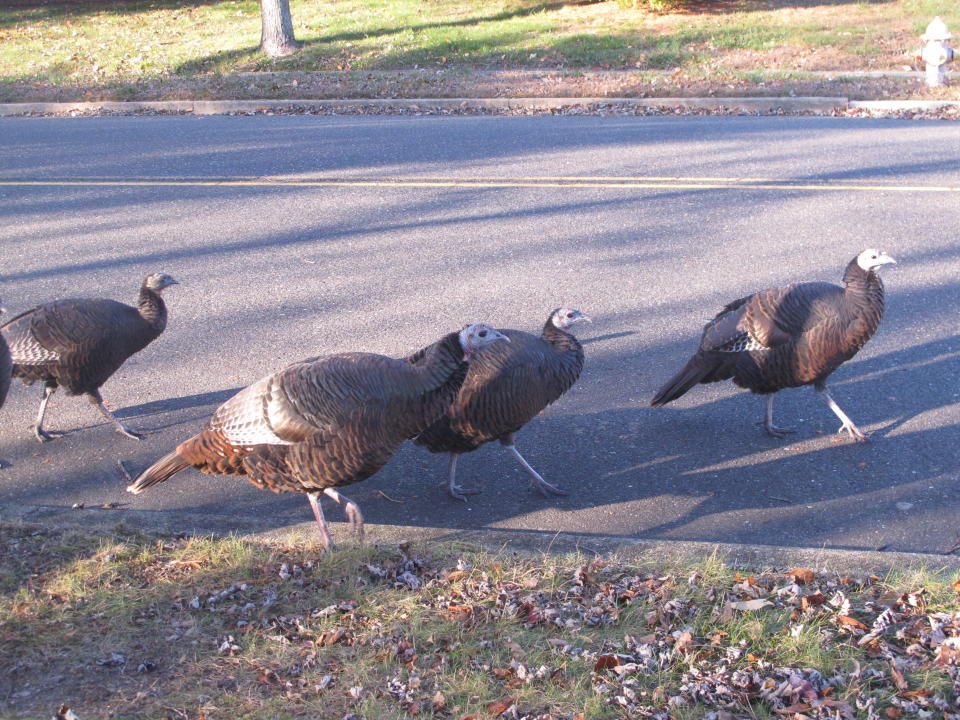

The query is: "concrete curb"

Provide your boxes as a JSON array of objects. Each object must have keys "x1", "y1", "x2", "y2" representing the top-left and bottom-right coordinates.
[
  {"x1": 0, "y1": 96, "x2": 851, "y2": 117},
  {"x1": 4, "y1": 503, "x2": 959, "y2": 575},
  {"x1": 1, "y1": 97, "x2": 956, "y2": 117},
  {"x1": 850, "y1": 99, "x2": 960, "y2": 110}
]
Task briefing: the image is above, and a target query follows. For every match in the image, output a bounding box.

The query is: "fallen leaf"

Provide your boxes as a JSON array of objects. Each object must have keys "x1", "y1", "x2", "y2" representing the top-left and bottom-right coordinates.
[
  {"x1": 594, "y1": 654, "x2": 619, "y2": 671},
  {"x1": 775, "y1": 703, "x2": 812, "y2": 714},
  {"x1": 888, "y1": 661, "x2": 908, "y2": 691},
  {"x1": 729, "y1": 598, "x2": 772, "y2": 611},
  {"x1": 802, "y1": 591, "x2": 827, "y2": 609},
  {"x1": 837, "y1": 615, "x2": 869, "y2": 630},
  {"x1": 884, "y1": 708, "x2": 902, "y2": 718},
  {"x1": 485, "y1": 699, "x2": 513, "y2": 715},
  {"x1": 788, "y1": 568, "x2": 816, "y2": 584}
]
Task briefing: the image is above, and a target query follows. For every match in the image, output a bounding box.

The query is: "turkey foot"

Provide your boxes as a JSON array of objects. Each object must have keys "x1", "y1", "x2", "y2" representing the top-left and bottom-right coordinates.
[
  {"x1": 836, "y1": 420, "x2": 870, "y2": 442},
  {"x1": 92, "y1": 395, "x2": 144, "y2": 440},
  {"x1": 448, "y1": 484, "x2": 482, "y2": 502},
  {"x1": 757, "y1": 419, "x2": 795, "y2": 439},
  {"x1": 759, "y1": 396, "x2": 795, "y2": 439},
  {"x1": 507, "y1": 445, "x2": 568, "y2": 497},
  {"x1": 445, "y1": 454, "x2": 481, "y2": 502},
  {"x1": 819, "y1": 387, "x2": 869, "y2": 443},
  {"x1": 35, "y1": 427, "x2": 65, "y2": 443},
  {"x1": 324, "y1": 487, "x2": 365, "y2": 542},
  {"x1": 115, "y1": 425, "x2": 146, "y2": 441}
]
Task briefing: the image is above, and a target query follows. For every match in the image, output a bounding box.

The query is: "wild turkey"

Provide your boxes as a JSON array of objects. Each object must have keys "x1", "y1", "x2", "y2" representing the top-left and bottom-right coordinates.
[
  {"x1": 1, "y1": 273, "x2": 178, "y2": 442},
  {"x1": 0, "y1": 301, "x2": 10, "y2": 411},
  {"x1": 126, "y1": 324, "x2": 508, "y2": 549},
  {"x1": 651, "y1": 249, "x2": 895, "y2": 441},
  {"x1": 412, "y1": 308, "x2": 590, "y2": 501}
]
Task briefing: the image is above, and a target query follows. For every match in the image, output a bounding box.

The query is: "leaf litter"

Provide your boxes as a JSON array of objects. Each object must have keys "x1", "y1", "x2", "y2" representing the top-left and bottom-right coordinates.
[{"x1": 2, "y1": 522, "x2": 960, "y2": 718}]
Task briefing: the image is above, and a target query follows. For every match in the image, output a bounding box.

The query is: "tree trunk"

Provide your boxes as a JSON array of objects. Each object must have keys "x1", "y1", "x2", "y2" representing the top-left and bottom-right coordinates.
[{"x1": 259, "y1": 0, "x2": 300, "y2": 57}]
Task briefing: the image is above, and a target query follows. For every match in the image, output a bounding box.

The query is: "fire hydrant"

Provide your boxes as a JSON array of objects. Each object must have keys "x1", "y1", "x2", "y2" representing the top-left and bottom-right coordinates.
[{"x1": 917, "y1": 17, "x2": 954, "y2": 87}]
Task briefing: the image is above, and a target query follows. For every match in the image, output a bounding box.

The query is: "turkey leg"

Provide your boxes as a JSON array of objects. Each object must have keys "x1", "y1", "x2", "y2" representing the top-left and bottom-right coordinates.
[
  {"x1": 88, "y1": 391, "x2": 144, "y2": 440},
  {"x1": 505, "y1": 444, "x2": 568, "y2": 497},
  {"x1": 446, "y1": 453, "x2": 481, "y2": 502},
  {"x1": 34, "y1": 383, "x2": 63, "y2": 442},
  {"x1": 323, "y1": 487, "x2": 365, "y2": 542},
  {"x1": 761, "y1": 395, "x2": 795, "y2": 438},
  {"x1": 307, "y1": 492, "x2": 334, "y2": 550},
  {"x1": 817, "y1": 385, "x2": 869, "y2": 442}
]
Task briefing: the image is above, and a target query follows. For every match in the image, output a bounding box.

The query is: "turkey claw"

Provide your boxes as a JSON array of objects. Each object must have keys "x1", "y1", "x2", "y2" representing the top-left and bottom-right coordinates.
[
  {"x1": 35, "y1": 428, "x2": 64, "y2": 443},
  {"x1": 117, "y1": 427, "x2": 146, "y2": 441},
  {"x1": 757, "y1": 420, "x2": 795, "y2": 439},
  {"x1": 531, "y1": 478, "x2": 568, "y2": 497},
  {"x1": 448, "y1": 484, "x2": 481, "y2": 502},
  {"x1": 837, "y1": 423, "x2": 870, "y2": 442}
]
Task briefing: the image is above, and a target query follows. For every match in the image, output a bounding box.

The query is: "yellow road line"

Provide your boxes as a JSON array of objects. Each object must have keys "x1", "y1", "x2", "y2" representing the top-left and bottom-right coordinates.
[{"x1": 0, "y1": 178, "x2": 956, "y2": 192}]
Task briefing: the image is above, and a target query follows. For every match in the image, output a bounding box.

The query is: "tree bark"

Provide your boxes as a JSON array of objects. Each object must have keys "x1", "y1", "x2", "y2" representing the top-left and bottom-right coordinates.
[{"x1": 259, "y1": 0, "x2": 300, "y2": 57}]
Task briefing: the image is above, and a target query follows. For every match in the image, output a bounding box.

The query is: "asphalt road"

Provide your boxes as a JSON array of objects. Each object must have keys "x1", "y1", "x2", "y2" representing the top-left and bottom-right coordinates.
[{"x1": 0, "y1": 114, "x2": 958, "y2": 554}]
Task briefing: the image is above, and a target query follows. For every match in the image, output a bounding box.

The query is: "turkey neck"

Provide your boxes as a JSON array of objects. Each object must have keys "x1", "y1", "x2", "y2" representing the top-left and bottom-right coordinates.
[
  {"x1": 399, "y1": 332, "x2": 469, "y2": 435},
  {"x1": 542, "y1": 318, "x2": 584, "y2": 360},
  {"x1": 136, "y1": 284, "x2": 168, "y2": 332},
  {"x1": 841, "y1": 257, "x2": 885, "y2": 314},
  {"x1": 407, "y1": 332, "x2": 468, "y2": 394}
]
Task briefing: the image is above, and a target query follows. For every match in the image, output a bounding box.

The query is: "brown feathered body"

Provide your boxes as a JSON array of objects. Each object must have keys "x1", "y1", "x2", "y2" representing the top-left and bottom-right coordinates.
[
  {"x1": 651, "y1": 255, "x2": 885, "y2": 405},
  {"x1": 0, "y1": 332, "x2": 10, "y2": 409},
  {"x1": 1, "y1": 284, "x2": 169, "y2": 397},
  {"x1": 414, "y1": 317, "x2": 585, "y2": 455},
  {"x1": 129, "y1": 331, "x2": 473, "y2": 496}
]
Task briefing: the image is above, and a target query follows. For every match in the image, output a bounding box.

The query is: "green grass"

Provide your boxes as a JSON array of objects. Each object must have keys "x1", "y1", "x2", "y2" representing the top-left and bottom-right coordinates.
[
  {"x1": 1, "y1": 0, "x2": 957, "y2": 87},
  {"x1": 3, "y1": 522, "x2": 960, "y2": 719}
]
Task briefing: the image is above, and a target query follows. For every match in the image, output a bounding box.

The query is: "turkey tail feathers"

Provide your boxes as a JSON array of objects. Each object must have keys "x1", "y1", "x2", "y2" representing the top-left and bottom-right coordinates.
[
  {"x1": 127, "y1": 450, "x2": 190, "y2": 494},
  {"x1": 650, "y1": 354, "x2": 715, "y2": 407}
]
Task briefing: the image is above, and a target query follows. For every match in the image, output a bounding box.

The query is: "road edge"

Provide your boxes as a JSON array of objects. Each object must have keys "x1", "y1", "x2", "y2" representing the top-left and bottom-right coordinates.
[
  {"x1": 5, "y1": 503, "x2": 958, "y2": 574},
  {"x1": 0, "y1": 96, "x2": 854, "y2": 116}
]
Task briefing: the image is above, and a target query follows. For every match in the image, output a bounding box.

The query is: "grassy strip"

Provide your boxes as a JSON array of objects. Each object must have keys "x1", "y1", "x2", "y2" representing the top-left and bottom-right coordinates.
[
  {"x1": 1, "y1": 0, "x2": 958, "y2": 102},
  {"x1": 1, "y1": 69, "x2": 951, "y2": 105},
  {"x1": 2, "y1": 521, "x2": 960, "y2": 719}
]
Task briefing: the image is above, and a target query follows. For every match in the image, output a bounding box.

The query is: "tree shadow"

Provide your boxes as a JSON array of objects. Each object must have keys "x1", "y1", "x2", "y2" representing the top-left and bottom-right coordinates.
[{"x1": 0, "y1": 114, "x2": 958, "y2": 554}]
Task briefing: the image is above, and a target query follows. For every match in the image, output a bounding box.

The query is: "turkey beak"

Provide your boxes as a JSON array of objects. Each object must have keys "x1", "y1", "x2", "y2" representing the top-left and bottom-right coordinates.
[
  {"x1": 494, "y1": 330, "x2": 510, "y2": 343},
  {"x1": 575, "y1": 314, "x2": 592, "y2": 324},
  {"x1": 878, "y1": 254, "x2": 896, "y2": 266}
]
